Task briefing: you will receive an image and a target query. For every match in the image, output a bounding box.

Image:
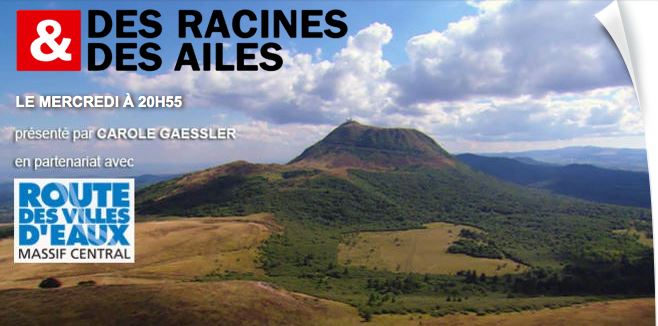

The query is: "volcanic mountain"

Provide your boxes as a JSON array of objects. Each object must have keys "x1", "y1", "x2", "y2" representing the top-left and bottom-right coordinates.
[
  {"x1": 137, "y1": 120, "x2": 462, "y2": 213},
  {"x1": 137, "y1": 121, "x2": 650, "y2": 279},
  {"x1": 289, "y1": 120, "x2": 455, "y2": 170}
]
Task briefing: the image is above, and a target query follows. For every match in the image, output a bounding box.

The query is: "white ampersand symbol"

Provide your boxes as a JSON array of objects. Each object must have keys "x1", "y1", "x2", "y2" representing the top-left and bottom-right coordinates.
[{"x1": 30, "y1": 19, "x2": 72, "y2": 62}]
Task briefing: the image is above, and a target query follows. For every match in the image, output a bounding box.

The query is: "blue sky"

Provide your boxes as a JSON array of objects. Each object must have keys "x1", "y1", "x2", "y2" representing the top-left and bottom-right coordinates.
[{"x1": 0, "y1": 1, "x2": 644, "y2": 180}]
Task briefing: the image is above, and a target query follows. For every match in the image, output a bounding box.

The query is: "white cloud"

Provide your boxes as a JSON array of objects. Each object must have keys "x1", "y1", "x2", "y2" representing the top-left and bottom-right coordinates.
[
  {"x1": 0, "y1": 126, "x2": 14, "y2": 142},
  {"x1": 391, "y1": 1, "x2": 630, "y2": 103},
  {"x1": 95, "y1": 22, "x2": 394, "y2": 125},
  {"x1": 236, "y1": 120, "x2": 333, "y2": 146},
  {"x1": 384, "y1": 86, "x2": 642, "y2": 143},
  {"x1": 466, "y1": 0, "x2": 512, "y2": 14}
]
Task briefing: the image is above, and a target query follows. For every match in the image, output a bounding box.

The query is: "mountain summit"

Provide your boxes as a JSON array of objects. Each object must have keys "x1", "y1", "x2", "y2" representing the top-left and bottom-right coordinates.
[{"x1": 289, "y1": 120, "x2": 455, "y2": 170}]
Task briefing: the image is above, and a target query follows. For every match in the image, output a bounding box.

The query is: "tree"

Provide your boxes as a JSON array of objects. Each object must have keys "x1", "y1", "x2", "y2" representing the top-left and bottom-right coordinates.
[
  {"x1": 39, "y1": 277, "x2": 62, "y2": 289},
  {"x1": 360, "y1": 311, "x2": 373, "y2": 322}
]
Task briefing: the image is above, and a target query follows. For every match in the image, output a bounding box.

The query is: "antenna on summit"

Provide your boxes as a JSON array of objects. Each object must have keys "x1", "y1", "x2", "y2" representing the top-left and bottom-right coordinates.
[{"x1": 347, "y1": 109, "x2": 353, "y2": 122}]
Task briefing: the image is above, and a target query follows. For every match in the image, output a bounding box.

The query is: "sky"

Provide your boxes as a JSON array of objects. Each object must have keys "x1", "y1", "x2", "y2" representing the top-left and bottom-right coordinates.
[{"x1": 0, "y1": 0, "x2": 645, "y2": 179}]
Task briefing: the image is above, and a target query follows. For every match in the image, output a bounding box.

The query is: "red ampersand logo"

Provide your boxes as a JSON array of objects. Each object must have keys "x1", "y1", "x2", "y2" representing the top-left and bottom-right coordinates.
[{"x1": 17, "y1": 10, "x2": 81, "y2": 71}]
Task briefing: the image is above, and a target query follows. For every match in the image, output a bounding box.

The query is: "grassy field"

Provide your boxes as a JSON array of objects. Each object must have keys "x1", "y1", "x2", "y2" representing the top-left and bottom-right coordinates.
[
  {"x1": 338, "y1": 222, "x2": 525, "y2": 275},
  {"x1": 0, "y1": 281, "x2": 651, "y2": 326},
  {"x1": 0, "y1": 213, "x2": 277, "y2": 289},
  {"x1": 372, "y1": 298, "x2": 655, "y2": 326}
]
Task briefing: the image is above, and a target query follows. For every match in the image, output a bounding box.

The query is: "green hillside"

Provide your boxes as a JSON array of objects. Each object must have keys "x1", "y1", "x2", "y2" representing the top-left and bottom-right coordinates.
[
  {"x1": 137, "y1": 121, "x2": 653, "y2": 315},
  {"x1": 457, "y1": 153, "x2": 651, "y2": 208}
]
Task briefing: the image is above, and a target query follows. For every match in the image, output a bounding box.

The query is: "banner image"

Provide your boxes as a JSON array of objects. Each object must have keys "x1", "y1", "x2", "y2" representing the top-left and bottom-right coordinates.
[{"x1": 1, "y1": 1, "x2": 656, "y2": 325}]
